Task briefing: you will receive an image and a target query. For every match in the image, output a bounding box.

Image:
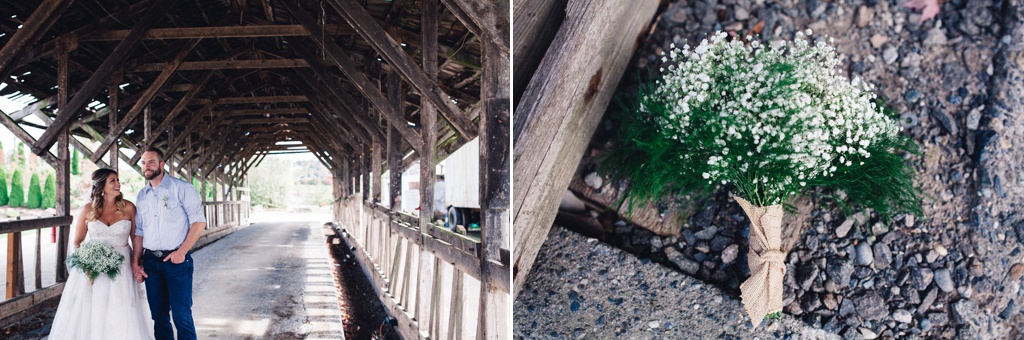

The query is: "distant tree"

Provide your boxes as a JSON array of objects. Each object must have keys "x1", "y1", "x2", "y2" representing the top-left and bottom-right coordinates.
[
  {"x1": 27, "y1": 173, "x2": 41, "y2": 209},
  {"x1": 43, "y1": 173, "x2": 56, "y2": 209},
  {"x1": 0, "y1": 167, "x2": 8, "y2": 206},
  {"x1": 10, "y1": 169, "x2": 24, "y2": 207},
  {"x1": 249, "y1": 156, "x2": 291, "y2": 208},
  {"x1": 72, "y1": 148, "x2": 81, "y2": 175},
  {"x1": 15, "y1": 142, "x2": 25, "y2": 167}
]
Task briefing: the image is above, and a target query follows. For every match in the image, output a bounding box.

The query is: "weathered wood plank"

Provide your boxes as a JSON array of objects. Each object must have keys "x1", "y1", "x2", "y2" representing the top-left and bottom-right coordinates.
[
  {"x1": 5, "y1": 232, "x2": 23, "y2": 298},
  {"x1": 33, "y1": 0, "x2": 175, "y2": 154},
  {"x1": 512, "y1": 0, "x2": 658, "y2": 297},
  {"x1": 512, "y1": 0, "x2": 568, "y2": 107}
]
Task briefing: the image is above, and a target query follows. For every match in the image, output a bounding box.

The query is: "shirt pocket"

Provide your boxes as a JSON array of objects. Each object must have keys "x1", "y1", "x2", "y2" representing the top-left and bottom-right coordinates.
[{"x1": 164, "y1": 198, "x2": 186, "y2": 225}]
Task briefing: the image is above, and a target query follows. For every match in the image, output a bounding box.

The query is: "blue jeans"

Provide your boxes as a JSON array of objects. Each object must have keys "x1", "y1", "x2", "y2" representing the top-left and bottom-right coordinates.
[{"x1": 143, "y1": 252, "x2": 196, "y2": 340}]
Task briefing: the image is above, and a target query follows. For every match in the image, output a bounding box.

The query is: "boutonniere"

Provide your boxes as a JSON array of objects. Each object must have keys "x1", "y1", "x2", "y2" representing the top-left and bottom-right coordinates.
[{"x1": 162, "y1": 196, "x2": 168, "y2": 209}]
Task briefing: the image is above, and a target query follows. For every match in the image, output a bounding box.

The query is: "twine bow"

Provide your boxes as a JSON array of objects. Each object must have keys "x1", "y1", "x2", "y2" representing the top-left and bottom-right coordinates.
[{"x1": 735, "y1": 196, "x2": 787, "y2": 329}]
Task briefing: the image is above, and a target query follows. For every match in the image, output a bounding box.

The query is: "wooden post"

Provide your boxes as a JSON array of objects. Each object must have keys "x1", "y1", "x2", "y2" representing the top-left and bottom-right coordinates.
[
  {"x1": 418, "y1": 0, "x2": 439, "y2": 332},
  {"x1": 144, "y1": 105, "x2": 151, "y2": 144},
  {"x1": 5, "y1": 232, "x2": 23, "y2": 298},
  {"x1": 362, "y1": 144, "x2": 371, "y2": 202},
  {"x1": 34, "y1": 229, "x2": 41, "y2": 290},
  {"x1": 387, "y1": 72, "x2": 403, "y2": 211},
  {"x1": 512, "y1": 0, "x2": 659, "y2": 297},
  {"x1": 372, "y1": 136, "x2": 383, "y2": 203},
  {"x1": 108, "y1": 72, "x2": 121, "y2": 170},
  {"x1": 55, "y1": 35, "x2": 72, "y2": 283},
  {"x1": 477, "y1": 37, "x2": 511, "y2": 340}
]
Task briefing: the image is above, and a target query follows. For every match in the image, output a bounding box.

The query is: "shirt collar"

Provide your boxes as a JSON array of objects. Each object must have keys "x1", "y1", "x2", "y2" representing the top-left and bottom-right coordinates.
[{"x1": 144, "y1": 172, "x2": 173, "y2": 192}]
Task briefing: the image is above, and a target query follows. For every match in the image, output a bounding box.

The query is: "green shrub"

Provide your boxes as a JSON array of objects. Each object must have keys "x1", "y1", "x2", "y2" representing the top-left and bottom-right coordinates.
[
  {"x1": 27, "y1": 173, "x2": 41, "y2": 209},
  {"x1": 43, "y1": 173, "x2": 55, "y2": 209},
  {"x1": 10, "y1": 169, "x2": 24, "y2": 207}
]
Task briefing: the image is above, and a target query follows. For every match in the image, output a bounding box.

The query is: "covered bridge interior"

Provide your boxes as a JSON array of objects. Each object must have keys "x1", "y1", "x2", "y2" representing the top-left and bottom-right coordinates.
[{"x1": 0, "y1": 0, "x2": 509, "y2": 338}]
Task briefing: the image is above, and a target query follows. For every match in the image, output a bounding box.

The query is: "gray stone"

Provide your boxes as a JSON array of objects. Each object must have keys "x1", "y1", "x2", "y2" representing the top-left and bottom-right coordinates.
[
  {"x1": 826, "y1": 255, "x2": 855, "y2": 287},
  {"x1": 710, "y1": 235, "x2": 731, "y2": 252},
  {"x1": 893, "y1": 309, "x2": 912, "y2": 323},
  {"x1": 721, "y1": 244, "x2": 739, "y2": 265},
  {"x1": 931, "y1": 109, "x2": 959, "y2": 136},
  {"x1": 873, "y1": 242, "x2": 892, "y2": 269},
  {"x1": 650, "y1": 237, "x2": 664, "y2": 252},
  {"x1": 584, "y1": 172, "x2": 604, "y2": 189},
  {"x1": 855, "y1": 291, "x2": 888, "y2": 321},
  {"x1": 883, "y1": 46, "x2": 899, "y2": 65},
  {"x1": 934, "y1": 268, "x2": 954, "y2": 293},
  {"x1": 857, "y1": 6, "x2": 874, "y2": 28},
  {"x1": 998, "y1": 299, "x2": 1017, "y2": 320},
  {"x1": 917, "y1": 288, "x2": 938, "y2": 314},
  {"x1": 951, "y1": 299, "x2": 984, "y2": 329},
  {"x1": 694, "y1": 226, "x2": 717, "y2": 241},
  {"x1": 836, "y1": 219, "x2": 854, "y2": 238},
  {"x1": 839, "y1": 296, "x2": 857, "y2": 316},
  {"x1": 911, "y1": 267, "x2": 934, "y2": 291},
  {"x1": 925, "y1": 250, "x2": 939, "y2": 263},
  {"x1": 924, "y1": 26, "x2": 948, "y2": 46},
  {"x1": 919, "y1": 318, "x2": 932, "y2": 331},
  {"x1": 855, "y1": 241, "x2": 874, "y2": 266},
  {"x1": 735, "y1": 6, "x2": 750, "y2": 21},
  {"x1": 559, "y1": 190, "x2": 587, "y2": 213},
  {"x1": 870, "y1": 222, "x2": 887, "y2": 236},
  {"x1": 665, "y1": 247, "x2": 700, "y2": 275},
  {"x1": 928, "y1": 312, "x2": 949, "y2": 326},
  {"x1": 967, "y1": 106, "x2": 983, "y2": 130},
  {"x1": 796, "y1": 263, "x2": 819, "y2": 291}
]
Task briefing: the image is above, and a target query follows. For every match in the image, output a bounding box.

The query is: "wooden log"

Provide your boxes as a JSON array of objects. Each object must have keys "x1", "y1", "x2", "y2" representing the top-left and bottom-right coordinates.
[
  {"x1": 512, "y1": 0, "x2": 568, "y2": 107},
  {"x1": 55, "y1": 36, "x2": 72, "y2": 282},
  {"x1": 512, "y1": 0, "x2": 658, "y2": 298},
  {"x1": 387, "y1": 71, "x2": 405, "y2": 211},
  {"x1": 195, "y1": 95, "x2": 307, "y2": 105},
  {"x1": 34, "y1": 0, "x2": 175, "y2": 153},
  {"x1": 108, "y1": 72, "x2": 121, "y2": 170}
]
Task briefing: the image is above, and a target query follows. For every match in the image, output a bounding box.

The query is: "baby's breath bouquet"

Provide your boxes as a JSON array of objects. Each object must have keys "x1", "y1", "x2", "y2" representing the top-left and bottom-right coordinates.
[
  {"x1": 68, "y1": 241, "x2": 125, "y2": 284},
  {"x1": 608, "y1": 31, "x2": 920, "y2": 328}
]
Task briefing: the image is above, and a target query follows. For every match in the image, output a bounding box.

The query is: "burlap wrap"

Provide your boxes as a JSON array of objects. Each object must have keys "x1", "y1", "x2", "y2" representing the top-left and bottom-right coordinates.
[{"x1": 735, "y1": 196, "x2": 787, "y2": 329}]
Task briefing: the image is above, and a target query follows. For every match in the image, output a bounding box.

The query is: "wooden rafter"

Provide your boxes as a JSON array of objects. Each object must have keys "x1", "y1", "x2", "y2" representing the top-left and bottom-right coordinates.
[
  {"x1": 32, "y1": 0, "x2": 175, "y2": 154},
  {"x1": 439, "y1": 0, "x2": 510, "y2": 56},
  {"x1": 81, "y1": 24, "x2": 351, "y2": 41},
  {"x1": 135, "y1": 59, "x2": 310, "y2": 72},
  {"x1": 281, "y1": 1, "x2": 423, "y2": 153},
  {"x1": 90, "y1": 38, "x2": 202, "y2": 162},
  {"x1": 329, "y1": 0, "x2": 479, "y2": 140}
]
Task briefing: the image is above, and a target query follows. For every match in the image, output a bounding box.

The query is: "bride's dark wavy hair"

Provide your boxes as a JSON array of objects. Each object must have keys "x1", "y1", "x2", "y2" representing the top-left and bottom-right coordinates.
[{"x1": 88, "y1": 168, "x2": 125, "y2": 222}]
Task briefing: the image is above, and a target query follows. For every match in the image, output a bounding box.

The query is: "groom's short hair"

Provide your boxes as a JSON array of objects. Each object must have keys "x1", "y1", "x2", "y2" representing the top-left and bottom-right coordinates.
[{"x1": 145, "y1": 147, "x2": 165, "y2": 162}]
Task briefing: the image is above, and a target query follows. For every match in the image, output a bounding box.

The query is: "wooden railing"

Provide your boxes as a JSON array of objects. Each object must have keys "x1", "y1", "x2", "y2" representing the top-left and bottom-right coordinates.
[
  {"x1": 202, "y1": 200, "x2": 249, "y2": 230},
  {"x1": 0, "y1": 216, "x2": 74, "y2": 323},
  {"x1": 334, "y1": 198, "x2": 509, "y2": 340}
]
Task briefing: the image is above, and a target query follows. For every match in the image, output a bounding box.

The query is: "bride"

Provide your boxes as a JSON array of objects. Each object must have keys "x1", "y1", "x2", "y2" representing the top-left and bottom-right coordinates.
[{"x1": 48, "y1": 168, "x2": 152, "y2": 339}]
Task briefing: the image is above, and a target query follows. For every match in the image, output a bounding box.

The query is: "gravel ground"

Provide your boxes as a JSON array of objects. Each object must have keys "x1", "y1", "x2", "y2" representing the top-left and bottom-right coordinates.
[
  {"x1": 535, "y1": 1, "x2": 1024, "y2": 339},
  {"x1": 514, "y1": 225, "x2": 839, "y2": 339}
]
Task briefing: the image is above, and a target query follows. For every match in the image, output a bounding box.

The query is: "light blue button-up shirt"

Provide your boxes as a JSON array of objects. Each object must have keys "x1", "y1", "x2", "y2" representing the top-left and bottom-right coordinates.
[{"x1": 134, "y1": 174, "x2": 206, "y2": 250}]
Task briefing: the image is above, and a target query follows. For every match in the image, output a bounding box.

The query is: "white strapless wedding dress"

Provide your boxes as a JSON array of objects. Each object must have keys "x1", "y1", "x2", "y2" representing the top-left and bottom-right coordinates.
[{"x1": 48, "y1": 219, "x2": 153, "y2": 339}]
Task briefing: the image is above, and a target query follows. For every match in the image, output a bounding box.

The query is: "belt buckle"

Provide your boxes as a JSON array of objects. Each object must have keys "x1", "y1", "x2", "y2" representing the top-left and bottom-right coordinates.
[{"x1": 152, "y1": 250, "x2": 165, "y2": 258}]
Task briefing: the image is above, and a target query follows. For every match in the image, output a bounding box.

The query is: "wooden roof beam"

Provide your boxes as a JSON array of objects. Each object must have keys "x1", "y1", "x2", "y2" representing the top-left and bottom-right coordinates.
[
  {"x1": 195, "y1": 95, "x2": 307, "y2": 104},
  {"x1": 0, "y1": 0, "x2": 76, "y2": 83},
  {"x1": 82, "y1": 24, "x2": 352, "y2": 41},
  {"x1": 328, "y1": 0, "x2": 479, "y2": 140},
  {"x1": 439, "y1": 0, "x2": 510, "y2": 56},
  {"x1": 33, "y1": 0, "x2": 175, "y2": 154},
  {"x1": 90, "y1": 38, "x2": 202, "y2": 162},
  {"x1": 124, "y1": 71, "x2": 216, "y2": 164},
  {"x1": 281, "y1": 1, "x2": 422, "y2": 153},
  {"x1": 135, "y1": 59, "x2": 310, "y2": 72}
]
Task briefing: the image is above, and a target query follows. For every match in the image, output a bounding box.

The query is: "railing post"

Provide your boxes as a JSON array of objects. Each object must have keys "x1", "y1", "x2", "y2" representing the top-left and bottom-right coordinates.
[
  {"x1": 55, "y1": 35, "x2": 72, "y2": 283},
  {"x1": 5, "y1": 231, "x2": 24, "y2": 298}
]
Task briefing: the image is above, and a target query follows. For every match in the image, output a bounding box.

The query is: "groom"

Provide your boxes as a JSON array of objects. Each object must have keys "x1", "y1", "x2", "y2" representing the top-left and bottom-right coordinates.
[{"x1": 131, "y1": 147, "x2": 207, "y2": 340}]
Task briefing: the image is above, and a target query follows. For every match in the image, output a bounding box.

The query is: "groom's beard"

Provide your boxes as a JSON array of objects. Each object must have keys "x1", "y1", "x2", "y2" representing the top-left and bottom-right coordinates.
[{"x1": 145, "y1": 168, "x2": 163, "y2": 180}]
